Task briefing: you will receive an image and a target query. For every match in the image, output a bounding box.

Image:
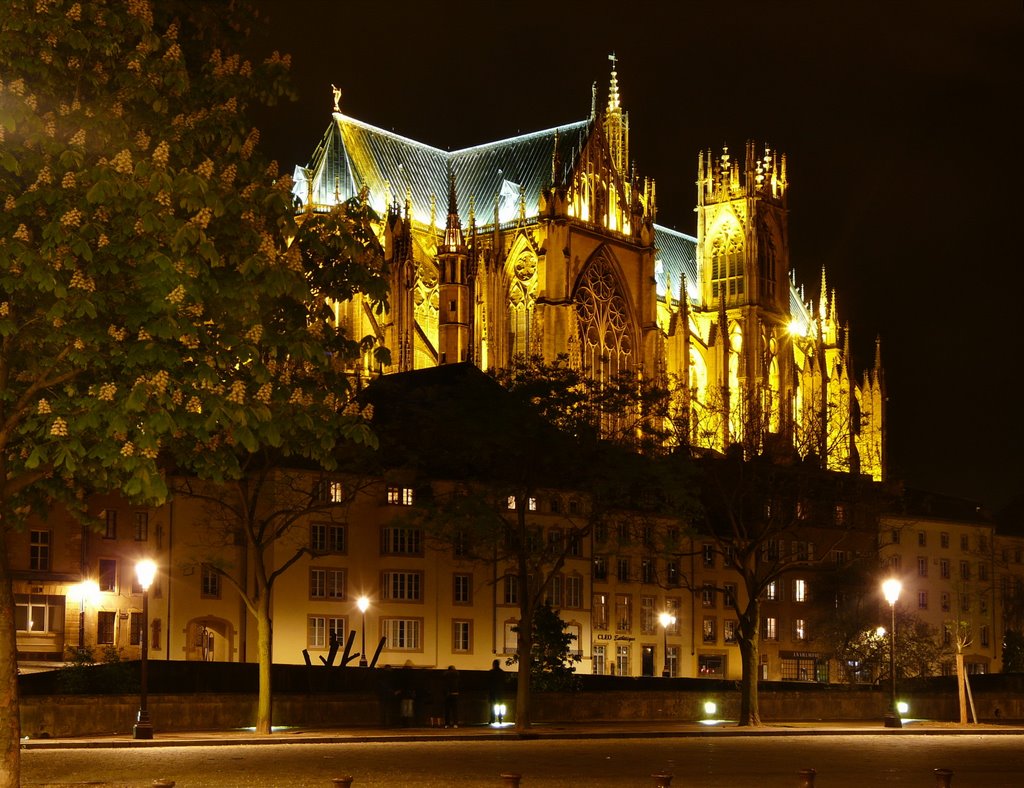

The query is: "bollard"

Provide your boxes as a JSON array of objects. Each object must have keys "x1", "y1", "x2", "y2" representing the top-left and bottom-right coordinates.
[
  {"x1": 934, "y1": 768, "x2": 954, "y2": 787},
  {"x1": 332, "y1": 777, "x2": 354, "y2": 788},
  {"x1": 152, "y1": 781, "x2": 175, "y2": 788},
  {"x1": 499, "y1": 773, "x2": 522, "y2": 787},
  {"x1": 652, "y1": 773, "x2": 673, "y2": 787},
  {"x1": 798, "y1": 768, "x2": 816, "y2": 788}
]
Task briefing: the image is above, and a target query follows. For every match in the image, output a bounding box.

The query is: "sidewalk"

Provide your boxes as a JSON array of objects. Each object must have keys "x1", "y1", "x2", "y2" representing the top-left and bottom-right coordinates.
[{"x1": 21, "y1": 719, "x2": 1024, "y2": 749}]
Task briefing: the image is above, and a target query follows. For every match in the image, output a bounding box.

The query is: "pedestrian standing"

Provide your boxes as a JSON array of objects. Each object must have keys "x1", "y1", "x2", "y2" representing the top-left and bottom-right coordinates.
[{"x1": 443, "y1": 665, "x2": 459, "y2": 728}]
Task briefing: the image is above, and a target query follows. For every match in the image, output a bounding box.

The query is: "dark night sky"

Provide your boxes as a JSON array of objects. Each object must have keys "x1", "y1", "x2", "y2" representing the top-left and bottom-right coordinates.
[{"x1": 246, "y1": 0, "x2": 1023, "y2": 513}]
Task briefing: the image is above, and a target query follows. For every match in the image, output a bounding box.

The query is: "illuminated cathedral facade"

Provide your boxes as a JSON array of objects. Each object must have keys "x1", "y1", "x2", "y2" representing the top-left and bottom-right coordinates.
[{"x1": 294, "y1": 65, "x2": 885, "y2": 481}]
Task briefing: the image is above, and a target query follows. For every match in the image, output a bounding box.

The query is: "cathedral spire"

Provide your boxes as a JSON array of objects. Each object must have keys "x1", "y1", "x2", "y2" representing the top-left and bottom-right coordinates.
[
  {"x1": 607, "y1": 52, "x2": 621, "y2": 114},
  {"x1": 442, "y1": 165, "x2": 465, "y2": 253},
  {"x1": 819, "y1": 266, "x2": 828, "y2": 322},
  {"x1": 603, "y1": 53, "x2": 628, "y2": 173}
]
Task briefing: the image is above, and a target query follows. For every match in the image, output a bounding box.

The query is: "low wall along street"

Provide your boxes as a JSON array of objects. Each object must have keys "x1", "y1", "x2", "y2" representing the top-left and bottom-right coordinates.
[{"x1": 17, "y1": 664, "x2": 1024, "y2": 738}]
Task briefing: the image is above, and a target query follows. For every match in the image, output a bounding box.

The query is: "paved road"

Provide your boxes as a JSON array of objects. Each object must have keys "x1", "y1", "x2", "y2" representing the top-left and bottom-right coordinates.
[{"x1": 19, "y1": 733, "x2": 1024, "y2": 787}]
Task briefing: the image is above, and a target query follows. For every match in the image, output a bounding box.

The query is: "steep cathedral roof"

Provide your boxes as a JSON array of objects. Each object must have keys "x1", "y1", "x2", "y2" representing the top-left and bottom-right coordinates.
[{"x1": 292, "y1": 112, "x2": 812, "y2": 323}]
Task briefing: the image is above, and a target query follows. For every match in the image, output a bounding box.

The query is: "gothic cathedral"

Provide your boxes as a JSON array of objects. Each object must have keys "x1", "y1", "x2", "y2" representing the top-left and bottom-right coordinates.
[{"x1": 293, "y1": 64, "x2": 884, "y2": 481}]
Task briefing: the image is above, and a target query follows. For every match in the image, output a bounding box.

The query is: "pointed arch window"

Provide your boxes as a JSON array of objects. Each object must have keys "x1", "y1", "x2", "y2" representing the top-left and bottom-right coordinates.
[
  {"x1": 710, "y1": 226, "x2": 744, "y2": 303},
  {"x1": 507, "y1": 251, "x2": 537, "y2": 358},
  {"x1": 574, "y1": 254, "x2": 634, "y2": 382}
]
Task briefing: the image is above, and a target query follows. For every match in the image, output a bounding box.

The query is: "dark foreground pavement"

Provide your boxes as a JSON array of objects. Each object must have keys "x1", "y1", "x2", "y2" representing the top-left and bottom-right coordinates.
[{"x1": 18, "y1": 723, "x2": 1024, "y2": 788}]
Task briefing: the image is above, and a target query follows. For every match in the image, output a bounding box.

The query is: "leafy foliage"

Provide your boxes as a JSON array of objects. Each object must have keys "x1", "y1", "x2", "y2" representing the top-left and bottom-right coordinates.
[
  {"x1": 507, "y1": 603, "x2": 580, "y2": 691},
  {"x1": 1002, "y1": 630, "x2": 1024, "y2": 673}
]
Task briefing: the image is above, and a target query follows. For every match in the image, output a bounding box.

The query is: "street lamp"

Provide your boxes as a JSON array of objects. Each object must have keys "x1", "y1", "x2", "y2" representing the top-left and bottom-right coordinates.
[
  {"x1": 357, "y1": 596, "x2": 370, "y2": 667},
  {"x1": 658, "y1": 611, "x2": 676, "y2": 678},
  {"x1": 69, "y1": 580, "x2": 100, "y2": 651},
  {"x1": 134, "y1": 559, "x2": 157, "y2": 740},
  {"x1": 882, "y1": 577, "x2": 902, "y2": 729}
]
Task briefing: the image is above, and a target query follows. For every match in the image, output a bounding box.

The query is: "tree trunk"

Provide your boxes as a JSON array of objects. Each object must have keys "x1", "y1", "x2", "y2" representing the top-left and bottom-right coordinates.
[
  {"x1": 955, "y1": 651, "x2": 967, "y2": 725},
  {"x1": 515, "y1": 613, "x2": 532, "y2": 732},
  {"x1": 256, "y1": 590, "x2": 273, "y2": 734},
  {"x1": 737, "y1": 599, "x2": 762, "y2": 726},
  {"x1": 0, "y1": 529, "x2": 22, "y2": 788}
]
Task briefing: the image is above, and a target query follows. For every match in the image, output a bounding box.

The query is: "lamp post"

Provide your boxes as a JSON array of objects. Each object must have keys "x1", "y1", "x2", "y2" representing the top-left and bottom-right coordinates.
[
  {"x1": 70, "y1": 580, "x2": 100, "y2": 651},
  {"x1": 134, "y1": 559, "x2": 157, "y2": 740},
  {"x1": 882, "y1": 578, "x2": 902, "y2": 729},
  {"x1": 658, "y1": 611, "x2": 676, "y2": 678},
  {"x1": 357, "y1": 596, "x2": 370, "y2": 667}
]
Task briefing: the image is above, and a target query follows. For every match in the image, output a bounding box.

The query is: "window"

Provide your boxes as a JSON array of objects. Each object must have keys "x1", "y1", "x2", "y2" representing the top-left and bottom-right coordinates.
[
  {"x1": 961, "y1": 534, "x2": 969, "y2": 551},
  {"x1": 506, "y1": 495, "x2": 516, "y2": 510},
  {"x1": 979, "y1": 593, "x2": 988, "y2": 614},
  {"x1": 615, "y1": 645, "x2": 630, "y2": 676},
  {"x1": 545, "y1": 575, "x2": 563, "y2": 607},
  {"x1": 666, "y1": 646, "x2": 679, "y2": 677},
  {"x1": 723, "y1": 583, "x2": 737, "y2": 609},
  {"x1": 918, "y1": 591, "x2": 928, "y2": 609},
  {"x1": 960, "y1": 561, "x2": 971, "y2": 580},
  {"x1": 98, "y1": 559, "x2": 118, "y2": 592},
  {"x1": 666, "y1": 561, "x2": 679, "y2": 586},
  {"x1": 918, "y1": 557, "x2": 928, "y2": 577},
  {"x1": 701, "y1": 584, "x2": 716, "y2": 608},
  {"x1": 130, "y1": 612, "x2": 143, "y2": 646},
  {"x1": 381, "y1": 526, "x2": 421, "y2": 555},
  {"x1": 593, "y1": 557, "x2": 607, "y2": 582},
  {"x1": 549, "y1": 497, "x2": 561, "y2": 514},
  {"x1": 698, "y1": 654, "x2": 725, "y2": 677},
  {"x1": 641, "y1": 559, "x2": 655, "y2": 584},
  {"x1": 568, "y1": 533, "x2": 582, "y2": 557},
  {"x1": 548, "y1": 529, "x2": 563, "y2": 552},
  {"x1": 134, "y1": 512, "x2": 149, "y2": 542},
  {"x1": 386, "y1": 486, "x2": 414, "y2": 506},
  {"x1": 616, "y1": 558, "x2": 630, "y2": 582},
  {"x1": 793, "y1": 619, "x2": 806, "y2": 641},
  {"x1": 832, "y1": 550, "x2": 848, "y2": 565},
  {"x1": 29, "y1": 530, "x2": 50, "y2": 571},
  {"x1": 891, "y1": 528, "x2": 901, "y2": 545},
  {"x1": 310, "y1": 568, "x2": 346, "y2": 600},
  {"x1": 502, "y1": 575, "x2": 519, "y2": 605},
  {"x1": 640, "y1": 596, "x2": 656, "y2": 634},
  {"x1": 890, "y1": 555, "x2": 902, "y2": 571},
  {"x1": 317, "y1": 479, "x2": 345, "y2": 504},
  {"x1": 201, "y1": 565, "x2": 221, "y2": 599},
  {"x1": 383, "y1": 618, "x2": 422, "y2": 650},
  {"x1": 14, "y1": 594, "x2": 64, "y2": 634},
  {"x1": 940, "y1": 559, "x2": 950, "y2": 578},
  {"x1": 979, "y1": 562, "x2": 989, "y2": 582},
  {"x1": 918, "y1": 531, "x2": 927, "y2": 547},
  {"x1": 103, "y1": 510, "x2": 117, "y2": 539},
  {"x1": 565, "y1": 575, "x2": 583, "y2": 608},
  {"x1": 382, "y1": 571, "x2": 421, "y2": 602},
  {"x1": 724, "y1": 620, "x2": 738, "y2": 643},
  {"x1": 703, "y1": 544, "x2": 715, "y2": 568},
  {"x1": 764, "y1": 540, "x2": 780, "y2": 561},
  {"x1": 569, "y1": 499, "x2": 580, "y2": 515},
  {"x1": 941, "y1": 532, "x2": 949, "y2": 549},
  {"x1": 764, "y1": 581, "x2": 778, "y2": 601},
  {"x1": 763, "y1": 616, "x2": 778, "y2": 640},
  {"x1": 453, "y1": 573, "x2": 472, "y2": 604},
  {"x1": 979, "y1": 535, "x2": 988, "y2": 552},
  {"x1": 793, "y1": 579, "x2": 807, "y2": 603},
  {"x1": 593, "y1": 593, "x2": 608, "y2": 630},
  {"x1": 307, "y1": 616, "x2": 345, "y2": 649},
  {"x1": 941, "y1": 592, "x2": 950, "y2": 612},
  {"x1": 960, "y1": 593, "x2": 970, "y2": 613},
  {"x1": 980, "y1": 625, "x2": 990, "y2": 647},
  {"x1": 527, "y1": 497, "x2": 537, "y2": 511},
  {"x1": 453, "y1": 620, "x2": 472, "y2": 653},
  {"x1": 702, "y1": 616, "x2": 717, "y2": 644},
  {"x1": 615, "y1": 594, "x2": 632, "y2": 632},
  {"x1": 593, "y1": 644, "x2": 607, "y2": 675},
  {"x1": 834, "y1": 504, "x2": 846, "y2": 525},
  {"x1": 617, "y1": 522, "x2": 631, "y2": 545},
  {"x1": 97, "y1": 611, "x2": 116, "y2": 645},
  {"x1": 311, "y1": 522, "x2": 346, "y2": 554}
]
